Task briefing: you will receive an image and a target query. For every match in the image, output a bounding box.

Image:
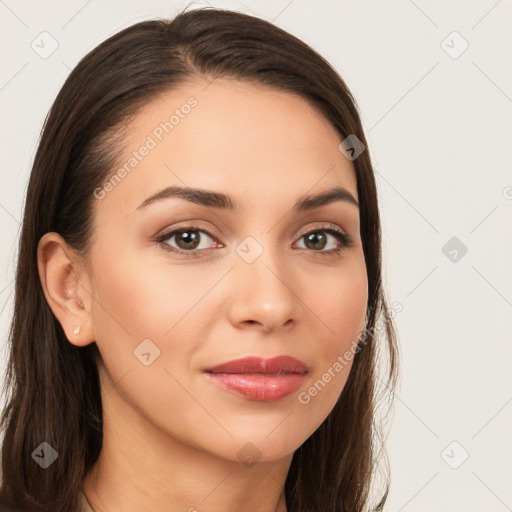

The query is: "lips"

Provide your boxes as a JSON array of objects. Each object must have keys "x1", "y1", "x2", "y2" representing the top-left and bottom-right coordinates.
[
  {"x1": 203, "y1": 356, "x2": 308, "y2": 401},
  {"x1": 204, "y1": 356, "x2": 308, "y2": 375}
]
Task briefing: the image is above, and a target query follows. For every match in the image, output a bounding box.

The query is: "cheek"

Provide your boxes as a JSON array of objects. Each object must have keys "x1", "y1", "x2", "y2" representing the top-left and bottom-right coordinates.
[
  {"x1": 307, "y1": 256, "x2": 368, "y2": 348},
  {"x1": 87, "y1": 248, "x2": 221, "y2": 443},
  {"x1": 89, "y1": 244, "x2": 210, "y2": 343},
  {"x1": 88, "y1": 242, "x2": 231, "y2": 403},
  {"x1": 297, "y1": 256, "x2": 368, "y2": 409},
  {"x1": 87, "y1": 243, "x2": 203, "y2": 396}
]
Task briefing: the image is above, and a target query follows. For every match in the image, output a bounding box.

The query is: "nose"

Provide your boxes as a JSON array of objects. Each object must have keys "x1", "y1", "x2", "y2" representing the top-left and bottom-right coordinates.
[{"x1": 225, "y1": 246, "x2": 302, "y2": 334}]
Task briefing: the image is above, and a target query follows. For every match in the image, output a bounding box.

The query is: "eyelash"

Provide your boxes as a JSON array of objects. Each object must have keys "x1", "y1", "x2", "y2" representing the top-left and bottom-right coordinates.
[{"x1": 155, "y1": 223, "x2": 354, "y2": 258}]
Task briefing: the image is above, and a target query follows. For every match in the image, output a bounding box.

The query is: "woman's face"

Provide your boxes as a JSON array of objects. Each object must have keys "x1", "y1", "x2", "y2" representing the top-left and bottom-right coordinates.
[{"x1": 80, "y1": 79, "x2": 368, "y2": 462}]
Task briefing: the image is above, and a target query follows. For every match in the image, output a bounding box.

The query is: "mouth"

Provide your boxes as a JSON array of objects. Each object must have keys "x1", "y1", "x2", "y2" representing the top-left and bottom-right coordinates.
[{"x1": 203, "y1": 356, "x2": 308, "y2": 402}]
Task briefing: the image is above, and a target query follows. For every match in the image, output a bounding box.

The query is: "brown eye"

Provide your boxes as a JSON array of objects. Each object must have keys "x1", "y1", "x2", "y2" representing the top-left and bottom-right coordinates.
[
  {"x1": 295, "y1": 227, "x2": 353, "y2": 255},
  {"x1": 303, "y1": 232, "x2": 328, "y2": 251},
  {"x1": 173, "y1": 230, "x2": 202, "y2": 250},
  {"x1": 156, "y1": 227, "x2": 219, "y2": 255}
]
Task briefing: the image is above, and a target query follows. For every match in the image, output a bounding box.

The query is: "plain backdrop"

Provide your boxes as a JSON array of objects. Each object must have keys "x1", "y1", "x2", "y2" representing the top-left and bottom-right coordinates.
[{"x1": 1, "y1": 1, "x2": 511, "y2": 510}]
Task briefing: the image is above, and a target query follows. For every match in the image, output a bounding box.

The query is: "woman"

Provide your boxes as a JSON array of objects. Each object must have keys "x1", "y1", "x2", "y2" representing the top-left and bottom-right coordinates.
[{"x1": 0, "y1": 7, "x2": 399, "y2": 512}]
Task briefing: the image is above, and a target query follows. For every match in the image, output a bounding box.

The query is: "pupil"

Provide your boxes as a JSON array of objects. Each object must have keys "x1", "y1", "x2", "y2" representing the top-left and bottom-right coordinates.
[
  {"x1": 306, "y1": 232, "x2": 326, "y2": 250},
  {"x1": 178, "y1": 231, "x2": 199, "y2": 249}
]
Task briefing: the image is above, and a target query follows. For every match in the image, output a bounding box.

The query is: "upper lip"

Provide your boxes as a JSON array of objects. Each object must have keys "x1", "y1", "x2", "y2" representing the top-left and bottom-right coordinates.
[{"x1": 204, "y1": 356, "x2": 308, "y2": 375}]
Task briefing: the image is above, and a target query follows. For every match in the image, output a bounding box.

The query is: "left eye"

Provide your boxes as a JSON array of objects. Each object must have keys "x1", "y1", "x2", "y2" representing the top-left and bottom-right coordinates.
[{"x1": 295, "y1": 229, "x2": 348, "y2": 252}]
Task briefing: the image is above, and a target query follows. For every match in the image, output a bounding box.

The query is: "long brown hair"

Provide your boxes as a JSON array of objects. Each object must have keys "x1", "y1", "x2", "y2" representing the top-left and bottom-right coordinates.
[{"x1": 0, "y1": 7, "x2": 399, "y2": 512}]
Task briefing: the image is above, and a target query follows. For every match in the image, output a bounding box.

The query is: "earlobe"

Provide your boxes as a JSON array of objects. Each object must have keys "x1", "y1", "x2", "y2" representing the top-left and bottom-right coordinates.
[{"x1": 37, "y1": 232, "x2": 94, "y2": 347}]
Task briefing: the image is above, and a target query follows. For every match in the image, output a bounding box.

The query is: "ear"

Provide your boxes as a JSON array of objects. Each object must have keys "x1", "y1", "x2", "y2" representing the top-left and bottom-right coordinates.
[{"x1": 37, "y1": 232, "x2": 94, "y2": 347}]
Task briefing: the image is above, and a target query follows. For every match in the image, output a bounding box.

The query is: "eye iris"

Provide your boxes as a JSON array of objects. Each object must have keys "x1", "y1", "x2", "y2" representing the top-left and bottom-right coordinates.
[
  {"x1": 305, "y1": 232, "x2": 327, "y2": 250},
  {"x1": 176, "y1": 230, "x2": 200, "y2": 250}
]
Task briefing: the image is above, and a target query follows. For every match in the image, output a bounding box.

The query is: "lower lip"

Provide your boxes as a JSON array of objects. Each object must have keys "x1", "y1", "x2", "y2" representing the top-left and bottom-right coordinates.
[{"x1": 204, "y1": 373, "x2": 306, "y2": 401}]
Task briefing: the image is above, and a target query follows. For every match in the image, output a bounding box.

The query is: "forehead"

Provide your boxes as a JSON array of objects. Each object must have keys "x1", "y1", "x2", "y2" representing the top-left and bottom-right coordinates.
[{"x1": 95, "y1": 78, "x2": 358, "y2": 219}]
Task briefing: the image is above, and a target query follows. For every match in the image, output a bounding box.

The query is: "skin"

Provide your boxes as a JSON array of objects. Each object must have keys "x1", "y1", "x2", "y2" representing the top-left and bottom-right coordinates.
[{"x1": 37, "y1": 78, "x2": 368, "y2": 512}]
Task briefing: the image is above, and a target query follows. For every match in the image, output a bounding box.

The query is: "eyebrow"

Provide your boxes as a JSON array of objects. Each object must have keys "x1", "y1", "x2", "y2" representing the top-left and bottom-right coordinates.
[{"x1": 135, "y1": 185, "x2": 359, "y2": 212}]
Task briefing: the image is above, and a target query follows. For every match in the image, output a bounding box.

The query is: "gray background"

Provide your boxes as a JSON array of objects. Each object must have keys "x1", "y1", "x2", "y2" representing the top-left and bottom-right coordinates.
[{"x1": 1, "y1": 0, "x2": 511, "y2": 510}]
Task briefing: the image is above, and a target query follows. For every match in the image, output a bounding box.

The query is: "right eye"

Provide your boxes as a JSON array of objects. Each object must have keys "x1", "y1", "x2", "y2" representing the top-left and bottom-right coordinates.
[{"x1": 155, "y1": 226, "x2": 223, "y2": 256}]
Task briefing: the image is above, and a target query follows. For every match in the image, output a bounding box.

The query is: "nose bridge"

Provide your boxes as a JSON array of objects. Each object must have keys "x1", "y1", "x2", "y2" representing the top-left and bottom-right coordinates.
[{"x1": 228, "y1": 232, "x2": 300, "y2": 330}]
